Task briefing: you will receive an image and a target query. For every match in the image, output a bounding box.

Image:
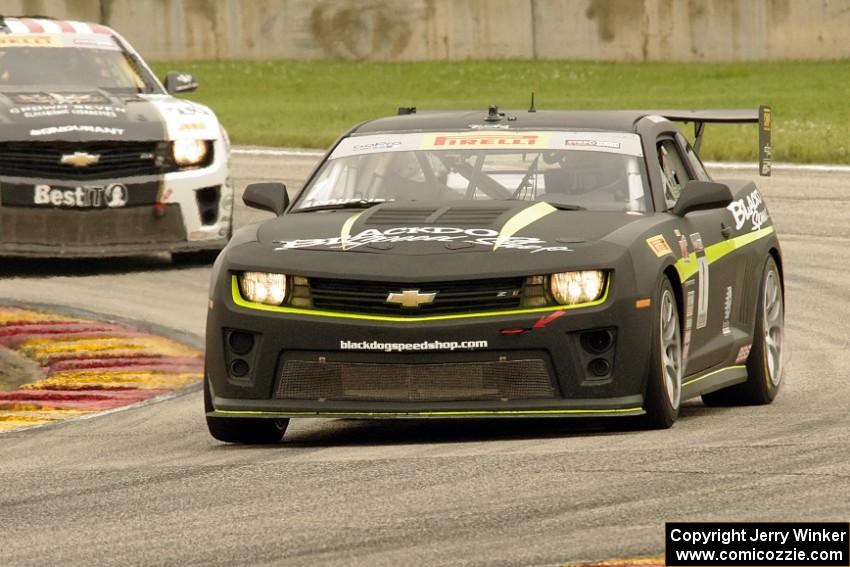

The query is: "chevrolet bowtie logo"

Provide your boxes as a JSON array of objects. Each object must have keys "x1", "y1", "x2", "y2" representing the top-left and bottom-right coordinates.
[
  {"x1": 385, "y1": 289, "x2": 437, "y2": 309},
  {"x1": 60, "y1": 152, "x2": 100, "y2": 168}
]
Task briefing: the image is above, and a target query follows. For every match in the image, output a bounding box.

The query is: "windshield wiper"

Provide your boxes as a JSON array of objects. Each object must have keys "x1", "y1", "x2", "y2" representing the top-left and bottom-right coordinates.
[{"x1": 295, "y1": 199, "x2": 388, "y2": 213}]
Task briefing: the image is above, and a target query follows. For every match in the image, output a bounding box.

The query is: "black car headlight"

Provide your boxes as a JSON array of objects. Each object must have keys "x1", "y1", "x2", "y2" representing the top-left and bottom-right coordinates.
[
  {"x1": 238, "y1": 272, "x2": 287, "y2": 306},
  {"x1": 549, "y1": 270, "x2": 607, "y2": 305}
]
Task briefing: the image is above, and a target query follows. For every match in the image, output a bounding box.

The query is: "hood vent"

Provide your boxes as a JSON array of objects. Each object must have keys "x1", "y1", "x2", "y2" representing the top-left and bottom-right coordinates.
[
  {"x1": 432, "y1": 206, "x2": 510, "y2": 226},
  {"x1": 364, "y1": 204, "x2": 512, "y2": 227},
  {"x1": 364, "y1": 207, "x2": 440, "y2": 226}
]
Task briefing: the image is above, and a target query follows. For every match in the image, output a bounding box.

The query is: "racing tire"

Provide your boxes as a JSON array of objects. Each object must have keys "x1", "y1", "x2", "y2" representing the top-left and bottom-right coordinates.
[
  {"x1": 639, "y1": 276, "x2": 684, "y2": 429},
  {"x1": 702, "y1": 255, "x2": 784, "y2": 406},
  {"x1": 204, "y1": 375, "x2": 288, "y2": 444}
]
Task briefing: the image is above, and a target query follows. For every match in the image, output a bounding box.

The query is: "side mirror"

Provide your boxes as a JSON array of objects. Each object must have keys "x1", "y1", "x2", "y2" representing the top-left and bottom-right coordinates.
[
  {"x1": 164, "y1": 71, "x2": 199, "y2": 94},
  {"x1": 672, "y1": 180, "x2": 733, "y2": 216},
  {"x1": 243, "y1": 182, "x2": 289, "y2": 215}
]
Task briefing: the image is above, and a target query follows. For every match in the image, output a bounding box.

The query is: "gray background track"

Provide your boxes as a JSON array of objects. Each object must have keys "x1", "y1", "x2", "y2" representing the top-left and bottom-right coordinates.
[{"x1": 0, "y1": 152, "x2": 847, "y2": 566}]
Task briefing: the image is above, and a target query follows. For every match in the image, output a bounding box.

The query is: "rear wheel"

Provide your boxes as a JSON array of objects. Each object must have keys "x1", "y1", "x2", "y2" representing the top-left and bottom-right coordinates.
[
  {"x1": 702, "y1": 256, "x2": 784, "y2": 406},
  {"x1": 204, "y1": 375, "x2": 288, "y2": 444},
  {"x1": 640, "y1": 277, "x2": 683, "y2": 429}
]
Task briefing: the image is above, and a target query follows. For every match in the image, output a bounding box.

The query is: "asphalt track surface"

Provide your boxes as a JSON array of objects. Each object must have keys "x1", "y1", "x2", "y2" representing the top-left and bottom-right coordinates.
[{"x1": 1, "y1": 151, "x2": 848, "y2": 567}]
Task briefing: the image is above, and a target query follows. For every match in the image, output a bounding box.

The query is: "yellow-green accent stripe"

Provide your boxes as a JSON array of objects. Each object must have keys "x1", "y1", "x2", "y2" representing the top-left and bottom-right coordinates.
[
  {"x1": 213, "y1": 407, "x2": 643, "y2": 417},
  {"x1": 675, "y1": 226, "x2": 775, "y2": 282},
  {"x1": 231, "y1": 275, "x2": 609, "y2": 322},
  {"x1": 683, "y1": 364, "x2": 746, "y2": 387},
  {"x1": 493, "y1": 202, "x2": 557, "y2": 250},
  {"x1": 340, "y1": 210, "x2": 366, "y2": 251}
]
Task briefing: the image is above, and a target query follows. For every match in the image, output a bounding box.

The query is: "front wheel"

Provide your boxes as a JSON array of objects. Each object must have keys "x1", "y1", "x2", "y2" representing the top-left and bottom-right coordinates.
[
  {"x1": 702, "y1": 255, "x2": 784, "y2": 406},
  {"x1": 641, "y1": 277, "x2": 684, "y2": 429},
  {"x1": 204, "y1": 376, "x2": 288, "y2": 444}
]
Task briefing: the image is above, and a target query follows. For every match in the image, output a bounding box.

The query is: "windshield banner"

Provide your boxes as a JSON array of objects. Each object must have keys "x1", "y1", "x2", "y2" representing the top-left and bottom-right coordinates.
[
  {"x1": 331, "y1": 131, "x2": 644, "y2": 159},
  {"x1": 0, "y1": 33, "x2": 119, "y2": 50}
]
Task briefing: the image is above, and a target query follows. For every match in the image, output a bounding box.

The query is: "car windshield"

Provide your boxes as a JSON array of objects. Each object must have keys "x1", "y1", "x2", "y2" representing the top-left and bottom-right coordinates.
[
  {"x1": 295, "y1": 131, "x2": 649, "y2": 212},
  {"x1": 0, "y1": 39, "x2": 156, "y2": 93}
]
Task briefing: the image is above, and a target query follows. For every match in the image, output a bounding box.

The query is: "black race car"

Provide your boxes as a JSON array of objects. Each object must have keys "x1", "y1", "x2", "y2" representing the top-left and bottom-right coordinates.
[{"x1": 204, "y1": 105, "x2": 782, "y2": 443}]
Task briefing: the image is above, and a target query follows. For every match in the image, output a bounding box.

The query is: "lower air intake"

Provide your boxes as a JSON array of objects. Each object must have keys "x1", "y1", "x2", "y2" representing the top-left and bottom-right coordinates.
[{"x1": 276, "y1": 359, "x2": 556, "y2": 402}]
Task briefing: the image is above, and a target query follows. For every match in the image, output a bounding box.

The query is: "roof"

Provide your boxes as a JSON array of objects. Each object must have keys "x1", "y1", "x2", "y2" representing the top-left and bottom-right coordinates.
[
  {"x1": 352, "y1": 110, "x2": 653, "y2": 135},
  {"x1": 0, "y1": 16, "x2": 114, "y2": 35}
]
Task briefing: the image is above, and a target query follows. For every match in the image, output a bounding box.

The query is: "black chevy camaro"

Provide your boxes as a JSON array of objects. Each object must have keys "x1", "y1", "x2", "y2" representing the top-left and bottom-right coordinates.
[{"x1": 204, "y1": 106, "x2": 783, "y2": 443}]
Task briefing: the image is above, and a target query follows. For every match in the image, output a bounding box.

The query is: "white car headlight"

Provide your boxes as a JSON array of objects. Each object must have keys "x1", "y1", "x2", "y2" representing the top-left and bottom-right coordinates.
[
  {"x1": 239, "y1": 272, "x2": 287, "y2": 306},
  {"x1": 173, "y1": 139, "x2": 210, "y2": 166},
  {"x1": 549, "y1": 270, "x2": 606, "y2": 305}
]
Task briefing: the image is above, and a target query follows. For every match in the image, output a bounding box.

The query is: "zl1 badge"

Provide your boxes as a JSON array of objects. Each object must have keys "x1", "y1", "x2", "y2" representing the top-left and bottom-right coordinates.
[{"x1": 646, "y1": 234, "x2": 672, "y2": 257}]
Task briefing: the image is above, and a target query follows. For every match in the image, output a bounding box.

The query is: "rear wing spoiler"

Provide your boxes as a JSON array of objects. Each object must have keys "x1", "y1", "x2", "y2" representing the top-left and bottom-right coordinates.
[{"x1": 657, "y1": 106, "x2": 772, "y2": 176}]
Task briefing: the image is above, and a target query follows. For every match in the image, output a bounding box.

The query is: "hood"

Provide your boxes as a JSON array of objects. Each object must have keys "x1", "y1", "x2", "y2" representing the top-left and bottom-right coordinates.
[
  {"x1": 230, "y1": 201, "x2": 645, "y2": 280},
  {"x1": 0, "y1": 88, "x2": 218, "y2": 142}
]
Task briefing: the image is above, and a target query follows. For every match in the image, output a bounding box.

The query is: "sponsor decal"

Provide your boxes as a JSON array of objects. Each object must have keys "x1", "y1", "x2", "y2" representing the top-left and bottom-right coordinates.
[
  {"x1": 683, "y1": 286, "x2": 695, "y2": 366},
  {"x1": 533, "y1": 310, "x2": 565, "y2": 328},
  {"x1": 340, "y1": 339, "x2": 488, "y2": 353},
  {"x1": 33, "y1": 183, "x2": 128, "y2": 208},
  {"x1": 499, "y1": 310, "x2": 566, "y2": 335},
  {"x1": 352, "y1": 141, "x2": 403, "y2": 152},
  {"x1": 760, "y1": 145, "x2": 773, "y2": 177},
  {"x1": 722, "y1": 286, "x2": 733, "y2": 335},
  {"x1": 468, "y1": 123, "x2": 510, "y2": 130},
  {"x1": 178, "y1": 122, "x2": 207, "y2": 131},
  {"x1": 188, "y1": 230, "x2": 209, "y2": 241},
  {"x1": 330, "y1": 131, "x2": 643, "y2": 159},
  {"x1": 735, "y1": 343, "x2": 752, "y2": 364},
  {"x1": 728, "y1": 189, "x2": 769, "y2": 231},
  {"x1": 677, "y1": 232, "x2": 690, "y2": 264},
  {"x1": 690, "y1": 232, "x2": 709, "y2": 329},
  {"x1": 30, "y1": 125, "x2": 124, "y2": 137},
  {"x1": 72, "y1": 38, "x2": 120, "y2": 50},
  {"x1": 10, "y1": 103, "x2": 126, "y2": 120},
  {"x1": 422, "y1": 133, "x2": 546, "y2": 148},
  {"x1": 11, "y1": 92, "x2": 110, "y2": 105},
  {"x1": 760, "y1": 105, "x2": 772, "y2": 176},
  {"x1": 274, "y1": 226, "x2": 572, "y2": 253},
  {"x1": 158, "y1": 101, "x2": 211, "y2": 116},
  {"x1": 0, "y1": 34, "x2": 61, "y2": 48},
  {"x1": 646, "y1": 234, "x2": 672, "y2": 257},
  {"x1": 565, "y1": 139, "x2": 621, "y2": 149}
]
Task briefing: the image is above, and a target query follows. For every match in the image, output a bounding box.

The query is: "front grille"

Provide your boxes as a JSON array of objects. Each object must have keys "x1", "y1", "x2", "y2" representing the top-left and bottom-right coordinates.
[
  {"x1": 309, "y1": 276, "x2": 525, "y2": 316},
  {"x1": 0, "y1": 141, "x2": 167, "y2": 180},
  {"x1": 0, "y1": 204, "x2": 185, "y2": 245},
  {"x1": 276, "y1": 358, "x2": 555, "y2": 401}
]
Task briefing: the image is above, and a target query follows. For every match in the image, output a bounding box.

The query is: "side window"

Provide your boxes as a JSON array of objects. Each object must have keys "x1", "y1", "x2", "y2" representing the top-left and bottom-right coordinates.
[
  {"x1": 680, "y1": 136, "x2": 711, "y2": 182},
  {"x1": 656, "y1": 138, "x2": 692, "y2": 209}
]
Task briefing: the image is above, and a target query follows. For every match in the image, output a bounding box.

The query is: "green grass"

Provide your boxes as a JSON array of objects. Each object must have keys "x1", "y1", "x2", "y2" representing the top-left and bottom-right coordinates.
[{"x1": 150, "y1": 60, "x2": 850, "y2": 163}]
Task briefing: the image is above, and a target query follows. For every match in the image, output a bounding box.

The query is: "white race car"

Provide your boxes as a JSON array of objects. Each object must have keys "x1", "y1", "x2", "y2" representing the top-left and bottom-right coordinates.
[{"x1": 0, "y1": 16, "x2": 231, "y2": 259}]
